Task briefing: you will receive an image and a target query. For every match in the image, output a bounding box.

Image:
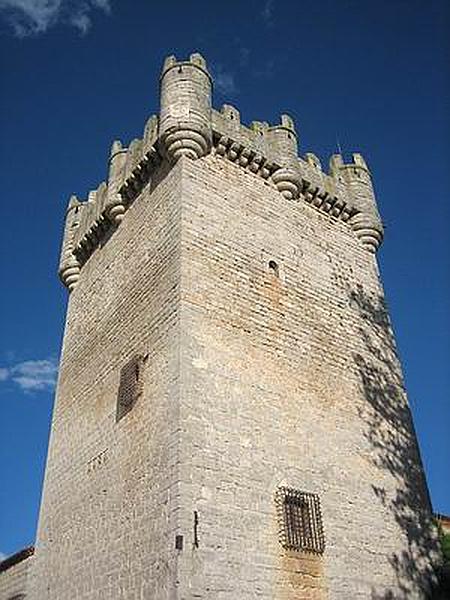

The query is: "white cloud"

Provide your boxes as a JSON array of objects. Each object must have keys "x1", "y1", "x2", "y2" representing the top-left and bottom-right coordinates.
[
  {"x1": 91, "y1": 0, "x2": 110, "y2": 11},
  {"x1": 239, "y1": 46, "x2": 250, "y2": 67},
  {"x1": 68, "y1": 9, "x2": 90, "y2": 34},
  {"x1": 0, "y1": 358, "x2": 58, "y2": 392},
  {"x1": 213, "y1": 67, "x2": 238, "y2": 97},
  {"x1": 0, "y1": 0, "x2": 111, "y2": 37},
  {"x1": 0, "y1": 551, "x2": 6, "y2": 560},
  {"x1": 262, "y1": 0, "x2": 274, "y2": 24}
]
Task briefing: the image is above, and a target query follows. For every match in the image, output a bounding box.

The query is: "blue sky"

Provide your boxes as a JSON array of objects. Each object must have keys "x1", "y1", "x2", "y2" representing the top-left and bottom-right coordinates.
[{"x1": 0, "y1": 0, "x2": 449, "y2": 557}]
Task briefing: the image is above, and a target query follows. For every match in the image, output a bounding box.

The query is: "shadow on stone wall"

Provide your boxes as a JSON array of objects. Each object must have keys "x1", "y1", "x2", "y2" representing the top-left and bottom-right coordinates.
[{"x1": 347, "y1": 283, "x2": 442, "y2": 599}]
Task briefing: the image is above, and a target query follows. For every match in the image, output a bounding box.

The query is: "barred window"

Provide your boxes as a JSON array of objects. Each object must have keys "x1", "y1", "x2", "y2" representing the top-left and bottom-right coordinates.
[
  {"x1": 116, "y1": 355, "x2": 144, "y2": 421},
  {"x1": 275, "y1": 487, "x2": 325, "y2": 554}
]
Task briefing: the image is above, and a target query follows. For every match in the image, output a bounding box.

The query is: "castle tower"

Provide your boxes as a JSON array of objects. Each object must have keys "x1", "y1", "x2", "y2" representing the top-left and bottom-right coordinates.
[{"x1": 28, "y1": 53, "x2": 438, "y2": 599}]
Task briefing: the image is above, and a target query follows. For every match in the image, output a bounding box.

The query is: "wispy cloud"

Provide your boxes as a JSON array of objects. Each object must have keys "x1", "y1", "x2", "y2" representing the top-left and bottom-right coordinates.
[
  {"x1": 261, "y1": 0, "x2": 274, "y2": 25},
  {"x1": 0, "y1": 358, "x2": 58, "y2": 392},
  {"x1": 238, "y1": 46, "x2": 250, "y2": 67},
  {"x1": 213, "y1": 66, "x2": 238, "y2": 97},
  {"x1": 0, "y1": 0, "x2": 111, "y2": 37},
  {"x1": 0, "y1": 551, "x2": 7, "y2": 561}
]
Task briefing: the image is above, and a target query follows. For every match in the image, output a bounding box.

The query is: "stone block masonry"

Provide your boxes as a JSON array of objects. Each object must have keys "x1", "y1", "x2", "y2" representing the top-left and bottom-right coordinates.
[
  {"x1": 8, "y1": 52, "x2": 438, "y2": 599},
  {"x1": 172, "y1": 153, "x2": 436, "y2": 599},
  {"x1": 0, "y1": 547, "x2": 34, "y2": 600}
]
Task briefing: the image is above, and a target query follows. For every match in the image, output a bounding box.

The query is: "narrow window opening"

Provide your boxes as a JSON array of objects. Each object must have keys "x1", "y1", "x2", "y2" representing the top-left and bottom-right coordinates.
[
  {"x1": 116, "y1": 355, "x2": 144, "y2": 422},
  {"x1": 175, "y1": 535, "x2": 184, "y2": 550},
  {"x1": 268, "y1": 260, "x2": 279, "y2": 277},
  {"x1": 193, "y1": 511, "x2": 199, "y2": 547},
  {"x1": 275, "y1": 487, "x2": 325, "y2": 554}
]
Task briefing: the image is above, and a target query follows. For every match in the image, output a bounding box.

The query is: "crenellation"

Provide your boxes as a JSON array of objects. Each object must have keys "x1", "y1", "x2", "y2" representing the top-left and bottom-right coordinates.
[
  {"x1": 119, "y1": 142, "x2": 161, "y2": 202},
  {"x1": 268, "y1": 114, "x2": 302, "y2": 199},
  {"x1": 20, "y1": 50, "x2": 438, "y2": 600},
  {"x1": 107, "y1": 139, "x2": 128, "y2": 224},
  {"x1": 58, "y1": 52, "x2": 384, "y2": 294},
  {"x1": 162, "y1": 54, "x2": 177, "y2": 72},
  {"x1": 211, "y1": 107, "x2": 359, "y2": 222},
  {"x1": 58, "y1": 195, "x2": 83, "y2": 291},
  {"x1": 86, "y1": 189, "x2": 97, "y2": 205},
  {"x1": 304, "y1": 152, "x2": 322, "y2": 170},
  {"x1": 143, "y1": 114, "x2": 159, "y2": 153},
  {"x1": 212, "y1": 110, "x2": 269, "y2": 154},
  {"x1": 220, "y1": 104, "x2": 241, "y2": 127},
  {"x1": 189, "y1": 51, "x2": 208, "y2": 70},
  {"x1": 329, "y1": 152, "x2": 345, "y2": 175},
  {"x1": 159, "y1": 52, "x2": 212, "y2": 162},
  {"x1": 299, "y1": 158, "x2": 333, "y2": 202},
  {"x1": 124, "y1": 138, "x2": 143, "y2": 179},
  {"x1": 330, "y1": 153, "x2": 383, "y2": 252},
  {"x1": 251, "y1": 119, "x2": 269, "y2": 130},
  {"x1": 72, "y1": 181, "x2": 110, "y2": 254},
  {"x1": 58, "y1": 123, "x2": 164, "y2": 279}
]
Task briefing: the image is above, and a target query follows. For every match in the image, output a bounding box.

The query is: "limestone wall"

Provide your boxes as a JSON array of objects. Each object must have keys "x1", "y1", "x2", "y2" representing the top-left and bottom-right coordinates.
[
  {"x1": 29, "y1": 162, "x2": 183, "y2": 600},
  {"x1": 25, "y1": 52, "x2": 438, "y2": 600},
  {"x1": 29, "y1": 150, "x2": 437, "y2": 599},
  {"x1": 174, "y1": 155, "x2": 436, "y2": 599},
  {"x1": 58, "y1": 53, "x2": 383, "y2": 296},
  {"x1": 0, "y1": 551, "x2": 33, "y2": 600}
]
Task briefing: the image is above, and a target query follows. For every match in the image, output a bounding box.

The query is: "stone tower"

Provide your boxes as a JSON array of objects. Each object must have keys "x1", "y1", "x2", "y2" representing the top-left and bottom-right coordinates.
[{"x1": 28, "y1": 53, "x2": 438, "y2": 599}]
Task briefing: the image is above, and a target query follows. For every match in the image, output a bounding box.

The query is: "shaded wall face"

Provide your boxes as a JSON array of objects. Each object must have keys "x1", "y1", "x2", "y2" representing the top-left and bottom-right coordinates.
[
  {"x1": 176, "y1": 155, "x2": 436, "y2": 599},
  {"x1": 0, "y1": 556, "x2": 32, "y2": 600},
  {"x1": 26, "y1": 151, "x2": 437, "y2": 600},
  {"x1": 29, "y1": 163, "x2": 183, "y2": 600}
]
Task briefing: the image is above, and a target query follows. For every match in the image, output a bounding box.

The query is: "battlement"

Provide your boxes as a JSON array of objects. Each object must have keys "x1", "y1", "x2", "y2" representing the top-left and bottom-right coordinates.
[
  {"x1": 30, "y1": 51, "x2": 436, "y2": 600},
  {"x1": 161, "y1": 52, "x2": 211, "y2": 80},
  {"x1": 59, "y1": 52, "x2": 383, "y2": 291}
]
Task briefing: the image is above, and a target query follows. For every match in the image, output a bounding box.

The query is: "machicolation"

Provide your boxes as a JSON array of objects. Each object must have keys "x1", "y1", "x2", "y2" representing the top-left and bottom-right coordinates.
[{"x1": 59, "y1": 52, "x2": 384, "y2": 293}]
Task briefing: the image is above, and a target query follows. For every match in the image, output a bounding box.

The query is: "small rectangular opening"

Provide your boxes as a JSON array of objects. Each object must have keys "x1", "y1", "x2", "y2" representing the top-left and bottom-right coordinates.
[
  {"x1": 276, "y1": 487, "x2": 325, "y2": 554},
  {"x1": 116, "y1": 355, "x2": 144, "y2": 422},
  {"x1": 175, "y1": 535, "x2": 183, "y2": 550}
]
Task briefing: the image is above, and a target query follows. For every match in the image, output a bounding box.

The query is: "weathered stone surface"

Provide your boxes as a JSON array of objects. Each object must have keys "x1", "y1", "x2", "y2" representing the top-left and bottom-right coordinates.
[
  {"x1": 10, "y1": 52, "x2": 438, "y2": 600},
  {"x1": 0, "y1": 551, "x2": 33, "y2": 600},
  {"x1": 30, "y1": 161, "x2": 183, "y2": 600},
  {"x1": 174, "y1": 155, "x2": 437, "y2": 599}
]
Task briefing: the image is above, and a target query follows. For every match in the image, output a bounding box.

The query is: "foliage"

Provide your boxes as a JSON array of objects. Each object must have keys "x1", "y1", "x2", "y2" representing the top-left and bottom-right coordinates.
[
  {"x1": 430, "y1": 524, "x2": 450, "y2": 599},
  {"x1": 440, "y1": 531, "x2": 450, "y2": 564}
]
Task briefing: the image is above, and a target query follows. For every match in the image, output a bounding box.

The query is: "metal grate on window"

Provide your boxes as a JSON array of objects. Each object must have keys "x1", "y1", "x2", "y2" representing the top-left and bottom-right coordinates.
[
  {"x1": 116, "y1": 355, "x2": 144, "y2": 421},
  {"x1": 275, "y1": 487, "x2": 325, "y2": 554}
]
